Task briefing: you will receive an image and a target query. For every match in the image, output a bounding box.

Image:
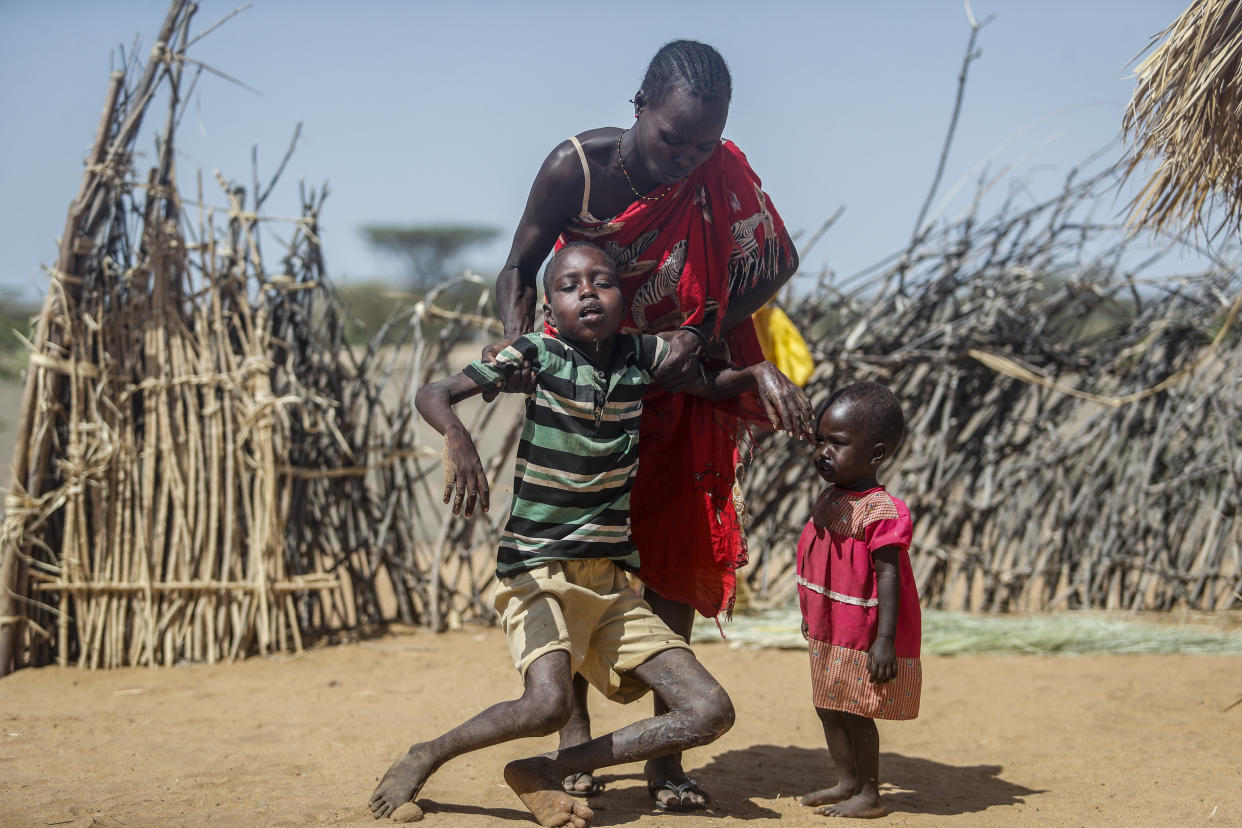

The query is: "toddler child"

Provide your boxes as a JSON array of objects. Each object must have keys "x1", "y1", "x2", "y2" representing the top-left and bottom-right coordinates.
[
  {"x1": 797, "y1": 381, "x2": 920, "y2": 819},
  {"x1": 370, "y1": 241, "x2": 780, "y2": 827}
]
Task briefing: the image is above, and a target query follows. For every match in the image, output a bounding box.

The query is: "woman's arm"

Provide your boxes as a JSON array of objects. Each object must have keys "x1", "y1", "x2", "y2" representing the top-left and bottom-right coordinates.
[
  {"x1": 677, "y1": 359, "x2": 813, "y2": 438},
  {"x1": 415, "y1": 373, "x2": 491, "y2": 516},
  {"x1": 493, "y1": 142, "x2": 585, "y2": 341}
]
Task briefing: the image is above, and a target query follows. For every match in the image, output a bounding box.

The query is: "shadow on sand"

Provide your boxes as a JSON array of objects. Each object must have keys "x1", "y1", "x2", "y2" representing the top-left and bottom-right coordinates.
[
  {"x1": 416, "y1": 746, "x2": 1042, "y2": 823},
  {"x1": 696, "y1": 745, "x2": 1045, "y2": 818}
]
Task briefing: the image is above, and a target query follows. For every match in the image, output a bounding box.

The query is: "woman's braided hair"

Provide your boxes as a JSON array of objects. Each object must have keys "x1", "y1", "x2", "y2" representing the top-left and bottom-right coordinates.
[{"x1": 640, "y1": 40, "x2": 732, "y2": 107}]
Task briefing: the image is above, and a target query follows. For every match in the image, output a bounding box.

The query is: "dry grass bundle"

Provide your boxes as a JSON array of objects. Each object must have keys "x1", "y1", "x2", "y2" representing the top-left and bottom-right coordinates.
[
  {"x1": 739, "y1": 160, "x2": 1242, "y2": 614},
  {"x1": 1123, "y1": 0, "x2": 1242, "y2": 237},
  {"x1": 0, "y1": 1, "x2": 518, "y2": 674}
]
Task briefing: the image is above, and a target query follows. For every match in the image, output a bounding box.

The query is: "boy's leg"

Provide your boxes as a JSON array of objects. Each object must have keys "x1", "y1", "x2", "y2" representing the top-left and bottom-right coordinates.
[
  {"x1": 558, "y1": 674, "x2": 600, "y2": 796},
  {"x1": 813, "y1": 712, "x2": 885, "y2": 818},
  {"x1": 642, "y1": 589, "x2": 710, "y2": 810},
  {"x1": 803, "y1": 707, "x2": 857, "y2": 807},
  {"x1": 503, "y1": 647, "x2": 734, "y2": 824},
  {"x1": 369, "y1": 649, "x2": 579, "y2": 820}
]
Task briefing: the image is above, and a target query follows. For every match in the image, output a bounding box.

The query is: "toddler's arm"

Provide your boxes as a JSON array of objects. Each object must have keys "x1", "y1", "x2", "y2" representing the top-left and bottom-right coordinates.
[
  {"x1": 868, "y1": 544, "x2": 901, "y2": 683},
  {"x1": 415, "y1": 373, "x2": 490, "y2": 517}
]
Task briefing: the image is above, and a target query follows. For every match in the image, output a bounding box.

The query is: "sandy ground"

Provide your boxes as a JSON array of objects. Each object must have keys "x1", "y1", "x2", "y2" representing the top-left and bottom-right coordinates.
[
  {"x1": 2, "y1": 624, "x2": 1241, "y2": 828},
  {"x1": 1, "y1": 374, "x2": 1240, "y2": 827}
]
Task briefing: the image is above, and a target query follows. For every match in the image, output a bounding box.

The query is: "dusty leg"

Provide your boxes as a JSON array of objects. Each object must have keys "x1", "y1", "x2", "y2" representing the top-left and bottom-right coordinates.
[
  {"x1": 368, "y1": 650, "x2": 574, "y2": 820},
  {"x1": 504, "y1": 647, "x2": 734, "y2": 824},
  {"x1": 815, "y1": 712, "x2": 885, "y2": 818},
  {"x1": 641, "y1": 589, "x2": 710, "y2": 810},
  {"x1": 803, "y1": 708, "x2": 857, "y2": 807},
  {"x1": 559, "y1": 674, "x2": 600, "y2": 795}
]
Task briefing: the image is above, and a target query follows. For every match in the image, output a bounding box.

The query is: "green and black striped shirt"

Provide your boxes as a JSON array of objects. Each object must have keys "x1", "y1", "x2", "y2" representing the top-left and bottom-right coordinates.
[{"x1": 464, "y1": 332, "x2": 670, "y2": 577}]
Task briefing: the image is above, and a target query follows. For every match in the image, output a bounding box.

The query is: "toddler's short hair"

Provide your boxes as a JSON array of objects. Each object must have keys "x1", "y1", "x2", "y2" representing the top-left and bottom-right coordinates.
[{"x1": 818, "y1": 381, "x2": 905, "y2": 450}]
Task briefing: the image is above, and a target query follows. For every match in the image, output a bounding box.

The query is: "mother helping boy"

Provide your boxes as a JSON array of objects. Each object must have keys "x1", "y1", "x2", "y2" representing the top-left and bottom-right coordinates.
[{"x1": 485, "y1": 40, "x2": 812, "y2": 811}]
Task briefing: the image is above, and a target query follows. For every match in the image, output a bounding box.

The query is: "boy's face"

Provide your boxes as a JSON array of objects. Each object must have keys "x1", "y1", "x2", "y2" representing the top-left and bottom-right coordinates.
[
  {"x1": 812, "y1": 401, "x2": 883, "y2": 490},
  {"x1": 543, "y1": 247, "x2": 624, "y2": 344}
]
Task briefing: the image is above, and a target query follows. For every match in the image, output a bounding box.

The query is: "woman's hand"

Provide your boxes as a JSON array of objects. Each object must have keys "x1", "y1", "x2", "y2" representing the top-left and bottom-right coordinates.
[
  {"x1": 479, "y1": 336, "x2": 536, "y2": 401},
  {"x1": 653, "y1": 328, "x2": 707, "y2": 392},
  {"x1": 867, "y1": 636, "x2": 897, "y2": 684},
  {"x1": 752, "y1": 361, "x2": 814, "y2": 440},
  {"x1": 441, "y1": 430, "x2": 489, "y2": 517}
]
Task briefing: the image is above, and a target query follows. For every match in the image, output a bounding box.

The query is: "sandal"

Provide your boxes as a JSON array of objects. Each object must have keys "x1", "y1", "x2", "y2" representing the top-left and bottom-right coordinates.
[
  {"x1": 647, "y1": 776, "x2": 709, "y2": 812},
  {"x1": 562, "y1": 771, "x2": 603, "y2": 798}
]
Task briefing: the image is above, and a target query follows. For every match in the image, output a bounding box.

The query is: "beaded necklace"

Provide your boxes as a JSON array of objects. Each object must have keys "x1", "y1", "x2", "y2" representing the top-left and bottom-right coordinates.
[{"x1": 616, "y1": 130, "x2": 668, "y2": 202}]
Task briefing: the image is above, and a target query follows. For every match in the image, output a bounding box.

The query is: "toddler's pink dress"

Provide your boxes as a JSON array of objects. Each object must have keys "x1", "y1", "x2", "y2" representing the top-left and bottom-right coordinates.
[{"x1": 796, "y1": 485, "x2": 921, "y2": 719}]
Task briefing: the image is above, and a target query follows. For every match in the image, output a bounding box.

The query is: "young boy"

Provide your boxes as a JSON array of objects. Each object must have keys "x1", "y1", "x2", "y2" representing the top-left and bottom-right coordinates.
[{"x1": 369, "y1": 241, "x2": 774, "y2": 827}]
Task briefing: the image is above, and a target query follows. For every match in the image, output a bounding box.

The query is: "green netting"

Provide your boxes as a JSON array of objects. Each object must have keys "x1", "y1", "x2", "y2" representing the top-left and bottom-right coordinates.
[{"x1": 693, "y1": 608, "x2": 1242, "y2": 655}]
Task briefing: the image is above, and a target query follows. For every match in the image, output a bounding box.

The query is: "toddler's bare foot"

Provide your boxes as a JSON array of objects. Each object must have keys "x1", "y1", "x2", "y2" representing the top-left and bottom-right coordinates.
[
  {"x1": 505, "y1": 757, "x2": 594, "y2": 827},
  {"x1": 803, "y1": 781, "x2": 855, "y2": 807},
  {"x1": 814, "y1": 789, "x2": 886, "y2": 818},
  {"x1": 369, "y1": 744, "x2": 436, "y2": 820}
]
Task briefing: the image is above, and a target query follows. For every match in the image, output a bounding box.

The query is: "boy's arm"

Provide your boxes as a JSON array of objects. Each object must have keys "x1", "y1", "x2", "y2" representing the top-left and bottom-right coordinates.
[
  {"x1": 678, "y1": 360, "x2": 814, "y2": 439},
  {"x1": 415, "y1": 373, "x2": 491, "y2": 517}
]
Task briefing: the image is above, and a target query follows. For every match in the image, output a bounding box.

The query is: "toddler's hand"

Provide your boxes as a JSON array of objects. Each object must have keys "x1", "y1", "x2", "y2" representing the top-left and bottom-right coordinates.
[
  {"x1": 801, "y1": 618, "x2": 810, "y2": 642},
  {"x1": 867, "y1": 636, "x2": 896, "y2": 683}
]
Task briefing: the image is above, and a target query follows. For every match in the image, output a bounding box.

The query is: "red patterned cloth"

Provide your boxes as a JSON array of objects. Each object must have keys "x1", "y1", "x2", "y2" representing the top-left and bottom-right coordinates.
[
  {"x1": 797, "y1": 485, "x2": 921, "y2": 719},
  {"x1": 555, "y1": 140, "x2": 796, "y2": 618},
  {"x1": 808, "y1": 640, "x2": 921, "y2": 720}
]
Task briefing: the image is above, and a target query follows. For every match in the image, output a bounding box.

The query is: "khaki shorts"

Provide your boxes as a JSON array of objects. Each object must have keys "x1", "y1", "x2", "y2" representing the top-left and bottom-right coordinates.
[{"x1": 493, "y1": 558, "x2": 690, "y2": 703}]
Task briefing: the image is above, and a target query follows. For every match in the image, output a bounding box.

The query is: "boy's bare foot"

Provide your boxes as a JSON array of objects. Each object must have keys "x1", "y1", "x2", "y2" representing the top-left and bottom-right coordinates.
[
  {"x1": 505, "y1": 757, "x2": 594, "y2": 827},
  {"x1": 802, "y1": 781, "x2": 855, "y2": 807},
  {"x1": 369, "y1": 744, "x2": 436, "y2": 820},
  {"x1": 814, "y1": 789, "x2": 886, "y2": 818}
]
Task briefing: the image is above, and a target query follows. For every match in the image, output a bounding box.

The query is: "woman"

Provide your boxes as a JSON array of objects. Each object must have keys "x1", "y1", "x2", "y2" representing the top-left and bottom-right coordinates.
[{"x1": 488, "y1": 40, "x2": 811, "y2": 811}]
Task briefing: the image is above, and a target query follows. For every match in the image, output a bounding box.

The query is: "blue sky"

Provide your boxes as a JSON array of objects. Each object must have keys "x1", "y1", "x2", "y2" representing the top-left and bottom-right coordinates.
[{"x1": 0, "y1": 1, "x2": 1190, "y2": 304}]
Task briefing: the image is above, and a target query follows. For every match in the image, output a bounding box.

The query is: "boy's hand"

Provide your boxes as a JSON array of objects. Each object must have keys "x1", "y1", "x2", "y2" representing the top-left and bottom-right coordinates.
[
  {"x1": 441, "y1": 435, "x2": 489, "y2": 517},
  {"x1": 867, "y1": 636, "x2": 897, "y2": 683},
  {"x1": 752, "y1": 361, "x2": 814, "y2": 440}
]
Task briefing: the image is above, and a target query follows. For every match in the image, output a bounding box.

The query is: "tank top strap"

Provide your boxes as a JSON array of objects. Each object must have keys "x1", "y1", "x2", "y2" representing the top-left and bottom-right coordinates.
[{"x1": 567, "y1": 136, "x2": 593, "y2": 222}]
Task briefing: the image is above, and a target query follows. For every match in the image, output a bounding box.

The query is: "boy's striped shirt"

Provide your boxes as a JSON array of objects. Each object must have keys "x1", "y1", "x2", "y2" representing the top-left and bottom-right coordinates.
[{"x1": 463, "y1": 332, "x2": 670, "y2": 577}]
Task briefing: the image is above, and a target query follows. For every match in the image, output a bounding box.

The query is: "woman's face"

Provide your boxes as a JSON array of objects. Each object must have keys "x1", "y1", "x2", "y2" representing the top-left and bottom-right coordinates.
[{"x1": 632, "y1": 87, "x2": 728, "y2": 185}]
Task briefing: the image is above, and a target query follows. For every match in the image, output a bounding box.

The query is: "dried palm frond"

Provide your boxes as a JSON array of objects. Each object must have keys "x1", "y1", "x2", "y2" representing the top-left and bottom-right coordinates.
[{"x1": 1123, "y1": 0, "x2": 1242, "y2": 238}]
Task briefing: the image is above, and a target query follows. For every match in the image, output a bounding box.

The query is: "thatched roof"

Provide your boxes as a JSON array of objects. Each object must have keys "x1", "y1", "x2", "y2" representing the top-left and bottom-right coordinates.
[{"x1": 1123, "y1": 0, "x2": 1242, "y2": 238}]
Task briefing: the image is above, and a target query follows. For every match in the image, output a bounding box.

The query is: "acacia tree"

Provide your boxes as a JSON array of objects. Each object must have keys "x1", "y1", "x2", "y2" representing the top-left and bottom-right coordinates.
[{"x1": 361, "y1": 224, "x2": 499, "y2": 291}]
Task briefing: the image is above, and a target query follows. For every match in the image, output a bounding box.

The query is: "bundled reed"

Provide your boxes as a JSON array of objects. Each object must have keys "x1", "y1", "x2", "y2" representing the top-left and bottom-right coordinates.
[
  {"x1": 0, "y1": 1, "x2": 519, "y2": 673},
  {"x1": 1123, "y1": 0, "x2": 1242, "y2": 238},
  {"x1": 738, "y1": 160, "x2": 1242, "y2": 614}
]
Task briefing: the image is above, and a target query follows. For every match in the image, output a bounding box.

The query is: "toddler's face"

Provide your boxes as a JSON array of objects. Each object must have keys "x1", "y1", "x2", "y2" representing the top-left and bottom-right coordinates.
[
  {"x1": 543, "y1": 247, "x2": 624, "y2": 344},
  {"x1": 812, "y1": 402, "x2": 877, "y2": 490}
]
